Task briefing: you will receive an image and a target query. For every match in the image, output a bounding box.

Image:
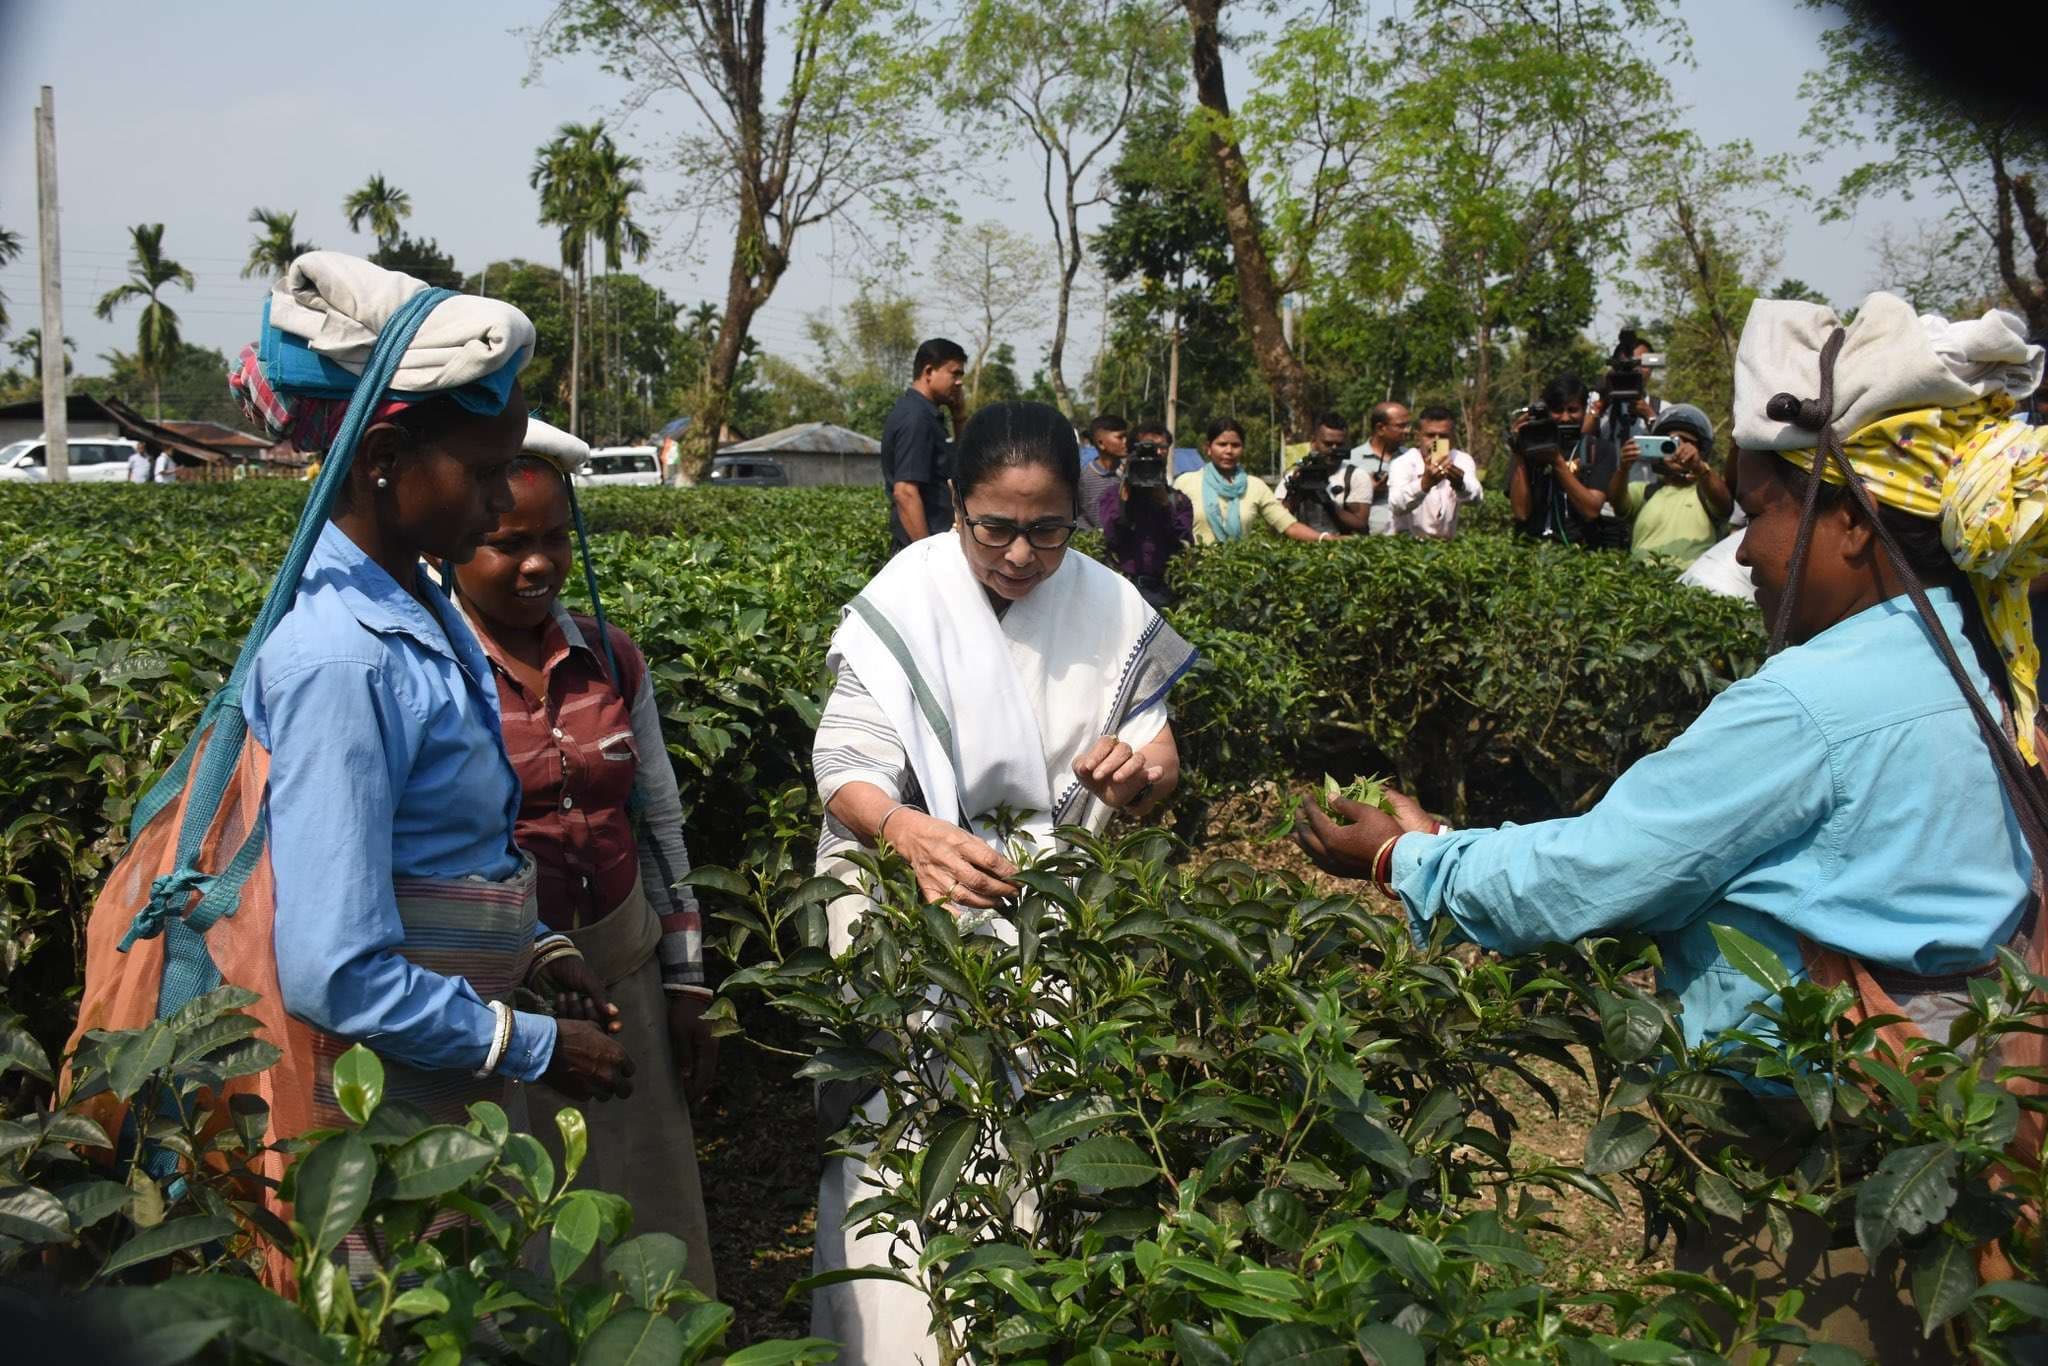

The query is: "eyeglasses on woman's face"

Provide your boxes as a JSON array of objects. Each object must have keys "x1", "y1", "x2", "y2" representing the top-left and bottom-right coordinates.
[{"x1": 961, "y1": 510, "x2": 1079, "y2": 550}]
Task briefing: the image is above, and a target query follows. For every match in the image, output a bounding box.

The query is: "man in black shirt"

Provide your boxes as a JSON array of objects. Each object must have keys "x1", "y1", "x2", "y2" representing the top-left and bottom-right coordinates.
[
  {"x1": 880, "y1": 338, "x2": 969, "y2": 552},
  {"x1": 1509, "y1": 374, "x2": 1626, "y2": 549}
]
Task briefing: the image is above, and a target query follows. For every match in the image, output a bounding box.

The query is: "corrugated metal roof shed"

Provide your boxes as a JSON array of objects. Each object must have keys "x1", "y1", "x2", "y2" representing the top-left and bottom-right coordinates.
[{"x1": 720, "y1": 422, "x2": 881, "y2": 456}]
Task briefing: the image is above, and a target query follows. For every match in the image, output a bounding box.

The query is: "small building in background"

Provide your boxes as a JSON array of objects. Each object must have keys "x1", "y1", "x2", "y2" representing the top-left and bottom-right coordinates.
[
  {"x1": 717, "y1": 422, "x2": 882, "y2": 488},
  {"x1": 0, "y1": 395, "x2": 122, "y2": 447}
]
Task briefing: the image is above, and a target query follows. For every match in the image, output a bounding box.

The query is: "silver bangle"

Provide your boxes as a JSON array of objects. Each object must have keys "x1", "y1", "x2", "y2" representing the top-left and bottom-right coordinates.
[
  {"x1": 476, "y1": 1000, "x2": 513, "y2": 1078},
  {"x1": 876, "y1": 801, "x2": 909, "y2": 843}
]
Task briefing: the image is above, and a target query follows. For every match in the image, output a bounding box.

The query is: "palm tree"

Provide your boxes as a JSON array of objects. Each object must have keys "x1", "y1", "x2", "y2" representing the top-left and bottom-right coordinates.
[
  {"x1": 93, "y1": 223, "x2": 194, "y2": 418},
  {"x1": 242, "y1": 208, "x2": 315, "y2": 281},
  {"x1": 343, "y1": 174, "x2": 412, "y2": 251},
  {"x1": 588, "y1": 139, "x2": 652, "y2": 443},
  {"x1": 531, "y1": 123, "x2": 606, "y2": 438},
  {"x1": 0, "y1": 226, "x2": 22, "y2": 337}
]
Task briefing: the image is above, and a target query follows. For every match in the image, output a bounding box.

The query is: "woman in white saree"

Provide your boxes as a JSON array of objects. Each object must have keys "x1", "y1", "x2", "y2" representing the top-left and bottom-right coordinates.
[{"x1": 808, "y1": 401, "x2": 1199, "y2": 1363}]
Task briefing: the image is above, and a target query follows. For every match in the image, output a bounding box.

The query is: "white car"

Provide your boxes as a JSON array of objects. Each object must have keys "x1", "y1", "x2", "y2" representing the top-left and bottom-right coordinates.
[
  {"x1": 574, "y1": 446, "x2": 662, "y2": 487},
  {"x1": 0, "y1": 437, "x2": 143, "y2": 483}
]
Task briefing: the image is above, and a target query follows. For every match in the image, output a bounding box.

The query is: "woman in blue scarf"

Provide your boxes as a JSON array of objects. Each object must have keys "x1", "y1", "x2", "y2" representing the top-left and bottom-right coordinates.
[{"x1": 1172, "y1": 417, "x2": 1327, "y2": 544}]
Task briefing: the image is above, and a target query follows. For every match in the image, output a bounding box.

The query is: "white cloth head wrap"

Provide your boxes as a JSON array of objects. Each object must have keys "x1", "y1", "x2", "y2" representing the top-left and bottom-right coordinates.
[
  {"x1": 268, "y1": 251, "x2": 535, "y2": 397},
  {"x1": 1734, "y1": 291, "x2": 2042, "y2": 452},
  {"x1": 522, "y1": 417, "x2": 589, "y2": 476}
]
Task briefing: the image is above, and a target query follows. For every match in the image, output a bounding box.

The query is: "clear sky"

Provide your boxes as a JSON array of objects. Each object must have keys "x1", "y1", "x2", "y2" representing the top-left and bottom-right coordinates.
[{"x1": 0, "y1": 0, "x2": 1930, "y2": 402}]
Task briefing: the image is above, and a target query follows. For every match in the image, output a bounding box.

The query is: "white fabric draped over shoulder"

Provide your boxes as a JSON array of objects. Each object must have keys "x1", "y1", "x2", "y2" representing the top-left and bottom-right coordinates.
[
  {"x1": 269, "y1": 251, "x2": 537, "y2": 397},
  {"x1": 825, "y1": 530, "x2": 1196, "y2": 853}
]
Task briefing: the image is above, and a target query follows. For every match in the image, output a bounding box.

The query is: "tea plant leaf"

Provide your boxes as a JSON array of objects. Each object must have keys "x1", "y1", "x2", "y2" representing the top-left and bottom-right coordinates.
[
  {"x1": 722, "y1": 1339, "x2": 843, "y2": 1365},
  {"x1": 920, "y1": 1115, "x2": 977, "y2": 1216},
  {"x1": 55, "y1": 1179, "x2": 132, "y2": 1233},
  {"x1": 1357, "y1": 1323, "x2": 1426, "y2": 1366},
  {"x1": 1910, "y1": 1234, "x2": 1979, "y2": 1336},
  {"x1": 291, "y1": 1131, "x2": 374, "y2": 1258},
  {"x1": 550, "y1": 1189, "x2": 604, "y2": 1286},
  {"x1": 331, "y1": 1045, "x2": 384, "y2": 1126},
  {"x1": 1171, "y1": 1322, "x2": 1235, "y2": 1366},
  {"x1": 1242, "y1": 1322, "x2": 1351, "y2": 1365},
  {"x1": 383, "y1": 1126, "x2": 497, "y2": 1201},
  {"x1": 1978, "y1": 1279, "x2": 2048, "y2": 1321},
  {"x1": 1582, "y1": 1112, "x2": 1657, "y2": 1175},
  {"x1": 579, "y1": 1307, "x2": 689, "y2": 1365},
  {"x1": 1855, "y1": 1142, "x2": 1960, "y2": 1257},
  {"x1": 609, "y1": 1232, "x2": 692, "y2": 1311},
  {"x1": 1707, "y1": 923, "x2": 1792, "y2": 996},
  {"x1": 0, "y1": 1184, "x2": 72, "y2": 1243},
  {"x1": 1051, "y1": 1136, "x2": 1156, "y2": 1190},
  {"x1": 104, "y1": 1024, "x2": 176, "y2": 1103},
  {"x1": 97, "y1": 1213, "x2": 236, "y2": 1278},
  {"x1": 1248, "y1": 1187, "x2": 1310, "y2": 1251}
]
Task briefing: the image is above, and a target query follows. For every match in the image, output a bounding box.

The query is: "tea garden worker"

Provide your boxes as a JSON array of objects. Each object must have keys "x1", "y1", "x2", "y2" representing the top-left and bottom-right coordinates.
[
  {"x1": 808, "y1": 400, "x2": 1200, "y2": 1364},
  {"x1": 450, "y1": 417, "x2": 717, "y2": 1295},
  {"x1": 1173, "y1": 416, "x2": 1330, "y2": 544},
  {"x1": 1604, "y1": 402, "x2": 1734, "y2": 571},
  {"x1": 1293, "y1": 291, "x2": 2047, "y2": 1356},
  {"x1": 230, "y1": 255, "x2": 633, "y2": 1171}
]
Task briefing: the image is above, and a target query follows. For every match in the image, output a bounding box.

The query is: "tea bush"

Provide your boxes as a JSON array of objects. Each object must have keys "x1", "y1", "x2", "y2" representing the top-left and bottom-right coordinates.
[
  {"x1": 0, "y1": 990, "x2": 832, "y2": 1363},
  {"x1": 0, "y1": 482, "x2": 1757, "y2": 1052},
  {"x1": 703, "y1": 829, "x2": 2048, "y2": 1360}
]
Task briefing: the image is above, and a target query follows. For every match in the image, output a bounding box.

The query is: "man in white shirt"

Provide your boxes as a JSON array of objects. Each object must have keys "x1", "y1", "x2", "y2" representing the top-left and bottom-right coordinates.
[
  {"x1": 153, "y1": 445, "x2": 177, "y2": 483},
  {"x1": 127, "y1": 443, "x2": 154, "y2": 483},
  {"x1": 1276, "y1": 412, "x2": 1371, "y2": 536},
  {"x1": 1386, "y1": 405, "x2": 1482, "y2": 540},
  {"x1": 1347, "y1": 401, "x2": 1408, "y2": 534}
]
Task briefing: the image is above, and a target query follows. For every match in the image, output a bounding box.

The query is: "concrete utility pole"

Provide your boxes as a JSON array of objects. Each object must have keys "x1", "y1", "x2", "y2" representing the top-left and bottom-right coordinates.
[{"x1": 35, "y1": 86, "x2": 67, "y2": 482}]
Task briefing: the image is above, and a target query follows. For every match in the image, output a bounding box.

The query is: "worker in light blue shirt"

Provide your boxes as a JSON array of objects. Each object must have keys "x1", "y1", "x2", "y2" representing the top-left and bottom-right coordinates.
[
  {"x1": 224, "y1": 252, "x2": 632, "y2": 1112},
  {"x1": 1295, "y1": 294, "x2": 2044, "y2": 1052}
]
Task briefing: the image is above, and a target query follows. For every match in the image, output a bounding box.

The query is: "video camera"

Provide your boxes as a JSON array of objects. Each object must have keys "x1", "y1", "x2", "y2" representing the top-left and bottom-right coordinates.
[
  {"x1": 1511, "y1": 401, "x2": 1563, "y2": 465},
  {"x1": 1126, "y1": 438, "x2": 1169, "y2": 490},
  {"x1": 1292, "y1": 447, "x2": 1337, "y2": 486}
]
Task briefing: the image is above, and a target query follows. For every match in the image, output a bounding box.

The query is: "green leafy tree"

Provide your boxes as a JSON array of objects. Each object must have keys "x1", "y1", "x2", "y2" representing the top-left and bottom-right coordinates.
[
  {"x1": 92, "y1": 223, "x2": 195, "y2": 419},
  {"x1": 808, "y1": 283, "x2": 923, "y2": 435},
  {"x1": 468, "y1": 258, "x2": 572, "y2": 419},
  {"x1": 1617, "y1": 136, "x2": 1794, "y2": 434},
  {"x1": 0, "y1": 225, "x2": 21, "y2": 337},
  {"x1": 946, "y1": 0, "x2": 1180, "y2": 415},
  {"x1": 1241, "y1": 0, "x2": 1687, "y2": 455},
  {"x1": 0, "y1": 329, "x2": 74, "y2": 404},
  {"x1": 239, "y1": 208, "x2": 314, "y2": 282},
  {"x1": 589, "y1": 138, "x2": 655, "y2": 443},
  {"x1": 369, "y1": 231, "x2": 461, "y2": 286},
  {"x1": 1800, "y1": 0, "x2": 2048, "y2": 335},
  {"x1": 532, "y1": 121, "x2": 649, "y2": 442},
  {"x1": 341, "y1": 172, "x2": 413, "y2": 252},
  {"x1": 531, "y1": 0, "x2": 958, "y2": 480},
  {"x1": 80, "y1": 342, "x2": 246, "y2": 428}
]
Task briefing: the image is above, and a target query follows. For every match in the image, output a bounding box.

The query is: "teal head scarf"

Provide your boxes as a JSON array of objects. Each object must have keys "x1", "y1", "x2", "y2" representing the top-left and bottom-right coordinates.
[{"x1": 1202, "y1": 460, "x2": 1249, "y2": 541}]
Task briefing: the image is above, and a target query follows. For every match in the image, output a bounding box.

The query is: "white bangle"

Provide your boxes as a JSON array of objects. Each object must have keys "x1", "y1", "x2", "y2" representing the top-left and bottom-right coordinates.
[{"x1": 476, "y1": 1000, "x2": 513, "y2": 1078}]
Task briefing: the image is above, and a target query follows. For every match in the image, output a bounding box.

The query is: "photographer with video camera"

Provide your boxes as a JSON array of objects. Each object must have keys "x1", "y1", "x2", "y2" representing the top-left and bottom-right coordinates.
[
  {"x1": 1508, "y1": 375, "x2": 1625, "y2": 549},
  {"x1": 1603, "y1": 402, "x2": 1732, "y2": 571},
  {"x1": 1276, "y1": 412, "x2": 1371, "y2": 536},
  {"x1": 1098, "y1": 420, "x2": 1195, "y2": 610}
]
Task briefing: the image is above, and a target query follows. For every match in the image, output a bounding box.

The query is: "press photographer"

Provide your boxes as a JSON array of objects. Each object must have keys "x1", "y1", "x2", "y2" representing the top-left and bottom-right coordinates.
[
  {"x1": 1276, "y1": 412, "x2": 1371, "y2": 536},
  {"x1": 1603, "y1": 402, "x2": 1732, "y2": 571},
  {"x1": 1508, "y1": 376, "x2": 1625, "y2": 548},
  {"x1": 1099, "y1": 422, "x2": 1195, "y2": 608}
]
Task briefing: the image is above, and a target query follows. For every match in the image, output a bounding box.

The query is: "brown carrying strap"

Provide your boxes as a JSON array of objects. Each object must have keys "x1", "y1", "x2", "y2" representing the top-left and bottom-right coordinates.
[{"x1": 1775, "y1": 336, "x2": 2048, "y2": 1279}]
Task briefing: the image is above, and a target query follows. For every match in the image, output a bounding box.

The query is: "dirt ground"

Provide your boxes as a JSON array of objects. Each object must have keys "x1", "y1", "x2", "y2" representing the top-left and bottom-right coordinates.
[{"x1": 695, "y1": 789, "x2": 1666, "y2": 1344}]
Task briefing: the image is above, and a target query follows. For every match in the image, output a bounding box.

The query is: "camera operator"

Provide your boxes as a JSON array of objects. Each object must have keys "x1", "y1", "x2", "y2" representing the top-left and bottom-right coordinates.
[
  {"x1": 1347, "y1": 401, "x2": 1407, "y2": 534},
  {"x1": 1603, "y1": 403, "x2": 1732, "y2": 571},
  {"x1": 1076, "y1": 413, "x2": 1128, "y2": 531},
  {"x1": 1276, "y1": 412, "x2": 1371, "y2": 536},
  {"x1": 1097, "y1": 421, "x2": 1195, "y2": 610},
  {"x1": 1508, "y1": 376, "x2": 1625, "y2": 548},
  {"x1": 1386, "y1": 405, "x2": 1483, "y2": 540}
]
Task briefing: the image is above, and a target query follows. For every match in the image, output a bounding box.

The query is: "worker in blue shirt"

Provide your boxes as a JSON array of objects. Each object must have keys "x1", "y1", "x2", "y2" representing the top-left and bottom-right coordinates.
[
  {"x1": 227, "y1": 254, "x2": 633, "y2": 1119},
  {"x1": 1294, "y1": 292, "x2": 2047, "y2": 1358}
]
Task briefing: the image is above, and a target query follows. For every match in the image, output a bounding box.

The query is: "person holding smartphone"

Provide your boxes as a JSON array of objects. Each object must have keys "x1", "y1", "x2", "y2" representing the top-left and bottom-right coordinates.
[
  {"x1": 1386, "y1": 405, "x2": 1483, "y2": 539},
  {"x1": 1605, "y1": 402, "x2": 1733, "y2": 570}
]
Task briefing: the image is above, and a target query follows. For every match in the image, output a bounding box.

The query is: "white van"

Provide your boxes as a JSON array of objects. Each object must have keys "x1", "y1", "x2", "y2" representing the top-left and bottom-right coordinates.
[
  {"x1": 0, "y1": 438, "x2": 143, "y2": 484},
  {"x1": 575, "y1": 446, "x2": 662, "y2": 487}
]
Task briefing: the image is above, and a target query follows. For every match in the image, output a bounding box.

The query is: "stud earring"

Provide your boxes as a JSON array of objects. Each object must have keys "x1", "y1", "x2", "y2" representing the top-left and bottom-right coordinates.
[{"x1": 376, "y1": 476, "x2": 390, "y2": 489}]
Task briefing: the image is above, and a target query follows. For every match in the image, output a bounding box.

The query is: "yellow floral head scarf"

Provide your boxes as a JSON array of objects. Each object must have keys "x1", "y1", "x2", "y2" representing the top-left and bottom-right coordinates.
[{"x1": 1779, "y1": 394, "x2": 2048, "y2": 759}]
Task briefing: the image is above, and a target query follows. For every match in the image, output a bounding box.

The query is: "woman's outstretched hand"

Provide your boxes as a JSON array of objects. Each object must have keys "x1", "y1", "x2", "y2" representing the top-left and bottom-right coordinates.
[
  {"x1": 887, "y1": 810, "x2": 1021, "y2": 909},
  {"x1": 1074, "y1": 737, "x2": 1162, "y2": 811},
  {"x1": 1294, "y1": 786, "x2": 1436, "y2": 881}
]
